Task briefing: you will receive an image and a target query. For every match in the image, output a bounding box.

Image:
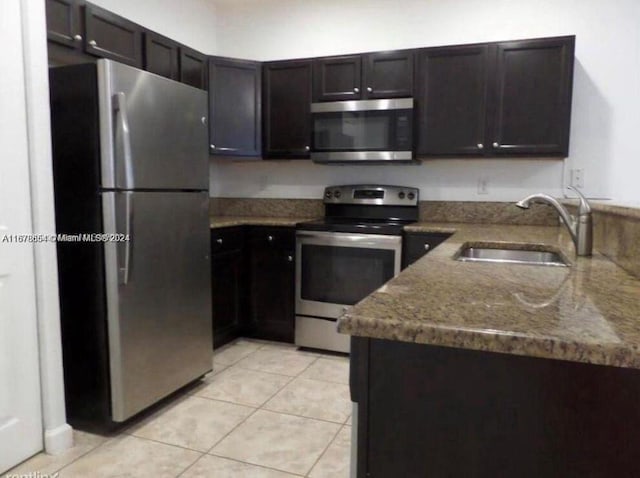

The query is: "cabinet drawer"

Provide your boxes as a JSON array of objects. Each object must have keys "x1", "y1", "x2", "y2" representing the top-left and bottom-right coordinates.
[
  {"x1": 211, "y1": 227, "x2": 245, "y2": 254},
  {"x1": 249, "y1": 226, "x2": 295, "y2": 249}
]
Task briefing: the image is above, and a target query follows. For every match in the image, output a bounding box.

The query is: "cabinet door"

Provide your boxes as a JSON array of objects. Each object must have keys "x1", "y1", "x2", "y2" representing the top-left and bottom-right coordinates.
[
  {"x1": 401, "y1": 232, "x2": 452, "y2": 269},
  {"x1": 488, "y1": 36, "x2": 575, "y2": 155},
  {"x1": 84, "y1": 3, "x2": 143, "y2": 67},
  {"x1": 248, "y1": 228, "x2": 295, "y2": 343},
  {"x1": 417, "y1": 45, "x2": 490, "y2": 156},
  {"x1": 179, "y1": 46, "x2": 208, "y2": 90},
  {"x1": 209, "y1": 57, "x2": 262, "y2": 156},
  {"x1": 263, "y1": 60, "x2": 312, "y2": 159},
  {"x1": 313, "y1": 55, "x2": 362, "y2": 101},
  {"x1": 363, "y1": 50, "x2": 414, "y2": 99},
  {"x1": 46, "y1": 0, "x2": 83, "y2": 49},
  {"x1": 144, "y1": 31, "x2": 179, "y2": 80},
  {"x1": 211, "y1": 228, "x2": 246, "y2": 349}
]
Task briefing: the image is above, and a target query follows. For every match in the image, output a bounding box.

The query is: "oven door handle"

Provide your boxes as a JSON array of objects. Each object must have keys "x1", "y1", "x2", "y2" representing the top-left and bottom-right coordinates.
[{"x1": 296, "y1": 231, "x2": 402, "y2": 249}]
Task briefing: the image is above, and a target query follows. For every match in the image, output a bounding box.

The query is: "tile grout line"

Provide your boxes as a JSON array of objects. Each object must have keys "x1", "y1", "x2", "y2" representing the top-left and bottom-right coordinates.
[
  {"x1": 115, "y1": 433, "x2": 209, "y2": 454},
  {"x1": 200, "y1": 344, "x2": 322, "y2": 475},
  {"x1": 9, "y1": 433, "x2": 111, "y2": 477},
  {"x1": 52, "y1": 339, "x2": 343, "y2": 478},
  {"x1": 304, "y1": 421, "x2": 346, "y2": 477},
  {"x1": 202, "y1": 368, "x2": 297, "y2": 456},
  {"x1": 206, "y1": 453, "x2": 306, "y2": 477},
  {"x1": 174, "y1": 452, "x2": 208, "y2": 478},
  {"x1": 215, "y1": 362, "x2": 312, "y2": 379}
]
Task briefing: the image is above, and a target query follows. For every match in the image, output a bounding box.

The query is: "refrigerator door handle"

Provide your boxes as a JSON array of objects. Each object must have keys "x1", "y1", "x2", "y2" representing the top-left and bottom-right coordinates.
[
  {"x1": 113, "y1": 92, "x2": 134, "y2": 189},
  {"x1": 121, "y1": 192, "x2": 133, "y2": 285}
]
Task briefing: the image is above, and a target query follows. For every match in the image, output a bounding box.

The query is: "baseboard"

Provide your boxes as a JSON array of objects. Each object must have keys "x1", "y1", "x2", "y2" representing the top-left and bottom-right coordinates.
[{"x1": 44, "y1": 423, "x2": 73, "y2": 455}]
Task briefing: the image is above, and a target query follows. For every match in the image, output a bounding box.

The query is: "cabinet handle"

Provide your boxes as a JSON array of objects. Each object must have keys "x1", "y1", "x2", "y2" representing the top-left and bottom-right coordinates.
[
  {"x1": 215, "y1": 147, "x2": 239, "y2": 152},
  {"x1": 477, "y1": 143, "x2": 484, "y2": 149},
  {"x1": 492, "y1": 142, "x2": 499, "y2": 148},
  {"x1": 366, "y1": 87, "x2": 373, "y2": 93},
  {"x1": 210, "y1": 144, "x2": 215, "y2": 149},
  {"x1": 88, "y1": 39, "x2": 97, "y2": 47},
  {"x1": 267, "y1": 235, "x2": 274, "y2": 242},
  {"x1": 201, "y1": 116, "x2": 207, "y2": 125},
  {"x1": 216, "y1": 238, "x2": 223, "y2": 244},
  {"x1": 353, "y1": 87, "x2": 360, "y2": 93},
  {"x1": 424, "y1": 243, "x2": 431, "y2": 251},
  {"x1": 287, "y1": 255, "x2": 293, "y2": 262},
  {"x1": 73, "y1": 34, "x2": 82, "y2": 41},
  {"x1": 305, "y1": 145, "x2": 310, "y2": 151}
]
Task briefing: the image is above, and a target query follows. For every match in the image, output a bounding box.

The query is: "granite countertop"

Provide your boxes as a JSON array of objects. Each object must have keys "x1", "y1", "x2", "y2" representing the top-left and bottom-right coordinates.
[
  {"x1": 209, "y1": 215, "x2": 317, "y2": 228},
  {"x1": 338, "y1": 222, "x2": 640, "y2": 370}
]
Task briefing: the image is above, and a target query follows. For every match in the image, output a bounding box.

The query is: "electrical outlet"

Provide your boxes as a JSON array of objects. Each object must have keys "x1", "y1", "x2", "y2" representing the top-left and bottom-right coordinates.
[
  {"x1": 571, "y1": 169, "x2": 584, "y2": 188},
  {"x1": 477, "y1": 178, "x2": 489, "y2": 195}
]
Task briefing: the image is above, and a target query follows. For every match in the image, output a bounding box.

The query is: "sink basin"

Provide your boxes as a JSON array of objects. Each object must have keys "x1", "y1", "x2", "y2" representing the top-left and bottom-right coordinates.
[{"x1": 454, "y1": 244, "x2": 570, "y2": 267}]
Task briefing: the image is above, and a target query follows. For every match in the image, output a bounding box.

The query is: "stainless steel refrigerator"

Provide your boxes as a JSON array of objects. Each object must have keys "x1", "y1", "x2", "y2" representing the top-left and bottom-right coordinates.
[{"x1": 49, "y1": 59, "x2": 212, "y2": 429}]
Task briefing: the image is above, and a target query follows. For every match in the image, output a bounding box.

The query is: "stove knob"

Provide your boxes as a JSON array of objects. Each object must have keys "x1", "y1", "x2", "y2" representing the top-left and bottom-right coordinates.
[
  {"x1": 408, "y1": 192, "x2": 415, "y2": 200},
  {"x1": 334, "y1": 190, "x2": 341, "y2": 198},
  {"x1": 325, "y1": 191, "x2": 332, "y2": 199},
  {"x1": 398, "y1": 191, "x2": 406, "y2": 199}
]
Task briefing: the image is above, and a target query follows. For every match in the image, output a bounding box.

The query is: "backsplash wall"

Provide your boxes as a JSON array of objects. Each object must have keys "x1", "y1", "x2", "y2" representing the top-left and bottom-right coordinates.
[{"x1": 209, "y1": 158, "x2": 565, "y2": 202}]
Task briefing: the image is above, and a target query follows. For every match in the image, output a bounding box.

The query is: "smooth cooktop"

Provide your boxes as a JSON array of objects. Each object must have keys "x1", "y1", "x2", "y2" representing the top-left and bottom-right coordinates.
[{"x1": 297, "y1": 217, "x2": 412, "y2": 235}]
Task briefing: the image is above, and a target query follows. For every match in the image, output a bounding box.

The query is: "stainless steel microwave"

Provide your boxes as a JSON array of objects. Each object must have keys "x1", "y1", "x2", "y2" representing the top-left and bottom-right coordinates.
[{"x1": 310, "y1": 98, "x2": 414, "y2": 163}]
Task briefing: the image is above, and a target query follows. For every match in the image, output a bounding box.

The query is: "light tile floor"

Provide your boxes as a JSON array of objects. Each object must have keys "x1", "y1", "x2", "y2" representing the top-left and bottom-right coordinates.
[{"x1": 4, "y1": 339, "x2": 352, "y2": 478}]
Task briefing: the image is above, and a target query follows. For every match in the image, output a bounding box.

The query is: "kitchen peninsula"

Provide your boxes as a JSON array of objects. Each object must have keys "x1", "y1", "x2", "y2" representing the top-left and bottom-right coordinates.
[{"x1": 341, "y1": 222, "x2": 640, "y2": 477}]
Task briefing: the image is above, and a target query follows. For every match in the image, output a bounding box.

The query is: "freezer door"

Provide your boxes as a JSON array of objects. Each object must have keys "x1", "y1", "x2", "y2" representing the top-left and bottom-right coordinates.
[
  {"x1": 98, "y1": 59, "x2": 209, "y2": 191},
  {"x1": 102, "y1": 191, "x2": 212, "y2": 421}
]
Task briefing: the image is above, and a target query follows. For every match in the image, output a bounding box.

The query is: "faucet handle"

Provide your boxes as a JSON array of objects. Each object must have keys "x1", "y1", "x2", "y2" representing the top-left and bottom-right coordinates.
[{"x1": 567, "y1": 186, "x2": 591, "y2": 214}]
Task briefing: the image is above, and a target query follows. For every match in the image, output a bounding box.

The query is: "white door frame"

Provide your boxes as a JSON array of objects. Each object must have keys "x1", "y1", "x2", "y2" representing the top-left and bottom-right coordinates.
[{"x1": 20, "y1": 0, "x2": 73, "y2": 455}]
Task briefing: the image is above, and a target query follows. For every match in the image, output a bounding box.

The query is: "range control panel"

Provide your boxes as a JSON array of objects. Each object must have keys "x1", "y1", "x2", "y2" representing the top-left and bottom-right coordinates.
[{"x1": 323, "y1": 184, "x2": 419, "y2": 207}]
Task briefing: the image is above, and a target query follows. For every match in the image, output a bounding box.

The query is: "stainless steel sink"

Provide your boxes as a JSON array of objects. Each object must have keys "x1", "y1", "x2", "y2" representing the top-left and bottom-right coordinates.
[{"x1": 454, "y1": 244, "x2": 570, "y2": 267}]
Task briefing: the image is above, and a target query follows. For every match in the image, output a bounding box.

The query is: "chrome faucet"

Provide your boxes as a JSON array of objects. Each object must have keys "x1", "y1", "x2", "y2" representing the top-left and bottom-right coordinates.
[{"x1": 516, "y1": 186, "x2": 593, "y2": 256}]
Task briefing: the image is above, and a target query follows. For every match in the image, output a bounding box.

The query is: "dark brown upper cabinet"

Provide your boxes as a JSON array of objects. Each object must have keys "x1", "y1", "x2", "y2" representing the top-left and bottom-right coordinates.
[
  {"x1": 489, "y1": 37, "x2": 575, "y2": 155},
  {"x1": 46, "y1": 0, "x2": 84, "y2": 50},
  {"x1": 313, "y1": 51, "x2": 414, "y2": 102},
  {"x1": 363, "y1": 50, "x2": 414, "y2": 99},
  {"x1": 263, "y1": 60, "x2": 312, "y2": 159},
  {"x1": 84, "y1": 3, "x2": 143, "y2": 67},
  {"x1": 417, "y1": 45, "x2": 490, "y2": 156},
  {"x1": 144, "y1": 31, "x2": 179, "y2": 81},
  {"x1": 417, "y1": 35, "x2": 574, "y2": 157},
  {"x1": 179, "y1": 46, "x2": 208, "y2": 90},
  {"x1": 208, "y1": 57, "x2": 262, "y2": 157},
  {"x1": 313, "y1": 55, "x2": 362, "y2": 101}
]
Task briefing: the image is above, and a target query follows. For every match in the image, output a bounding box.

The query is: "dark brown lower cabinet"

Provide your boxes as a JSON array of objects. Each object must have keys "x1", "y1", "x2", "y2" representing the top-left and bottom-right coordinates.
[
  {"x1": 247, "y1": 227, "x2": 295, "y2": 342},
  {"x1": 210, "y1": 227, "x2": 246, "y2": 349},
  {"x1": 352, "y1": 337, "x2": 640, "y2": 478},
  {"x1": 401, "y1": 231, "x2": 452, "y2": 269}
]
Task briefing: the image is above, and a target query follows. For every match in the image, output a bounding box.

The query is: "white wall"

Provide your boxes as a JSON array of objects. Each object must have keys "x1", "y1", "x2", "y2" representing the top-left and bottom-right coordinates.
[
  {"x1": 90, "y1": 0, "x2": 217, "y2": 54},
  {"x1": 210, "y1": 0, "x2": 640, "y2": 202}
]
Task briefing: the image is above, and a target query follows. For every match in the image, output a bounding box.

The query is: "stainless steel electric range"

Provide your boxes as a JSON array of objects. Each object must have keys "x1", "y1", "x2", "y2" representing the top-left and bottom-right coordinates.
[{"x1": 295, "y1": 184, "x2": 419, "y2": 353}]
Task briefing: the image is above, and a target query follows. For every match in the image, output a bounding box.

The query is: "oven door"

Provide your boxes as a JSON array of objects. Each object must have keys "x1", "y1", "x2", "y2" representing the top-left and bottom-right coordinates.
[{"x1": 295, "y1": 230, "x2": 402, "y2": 319}]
